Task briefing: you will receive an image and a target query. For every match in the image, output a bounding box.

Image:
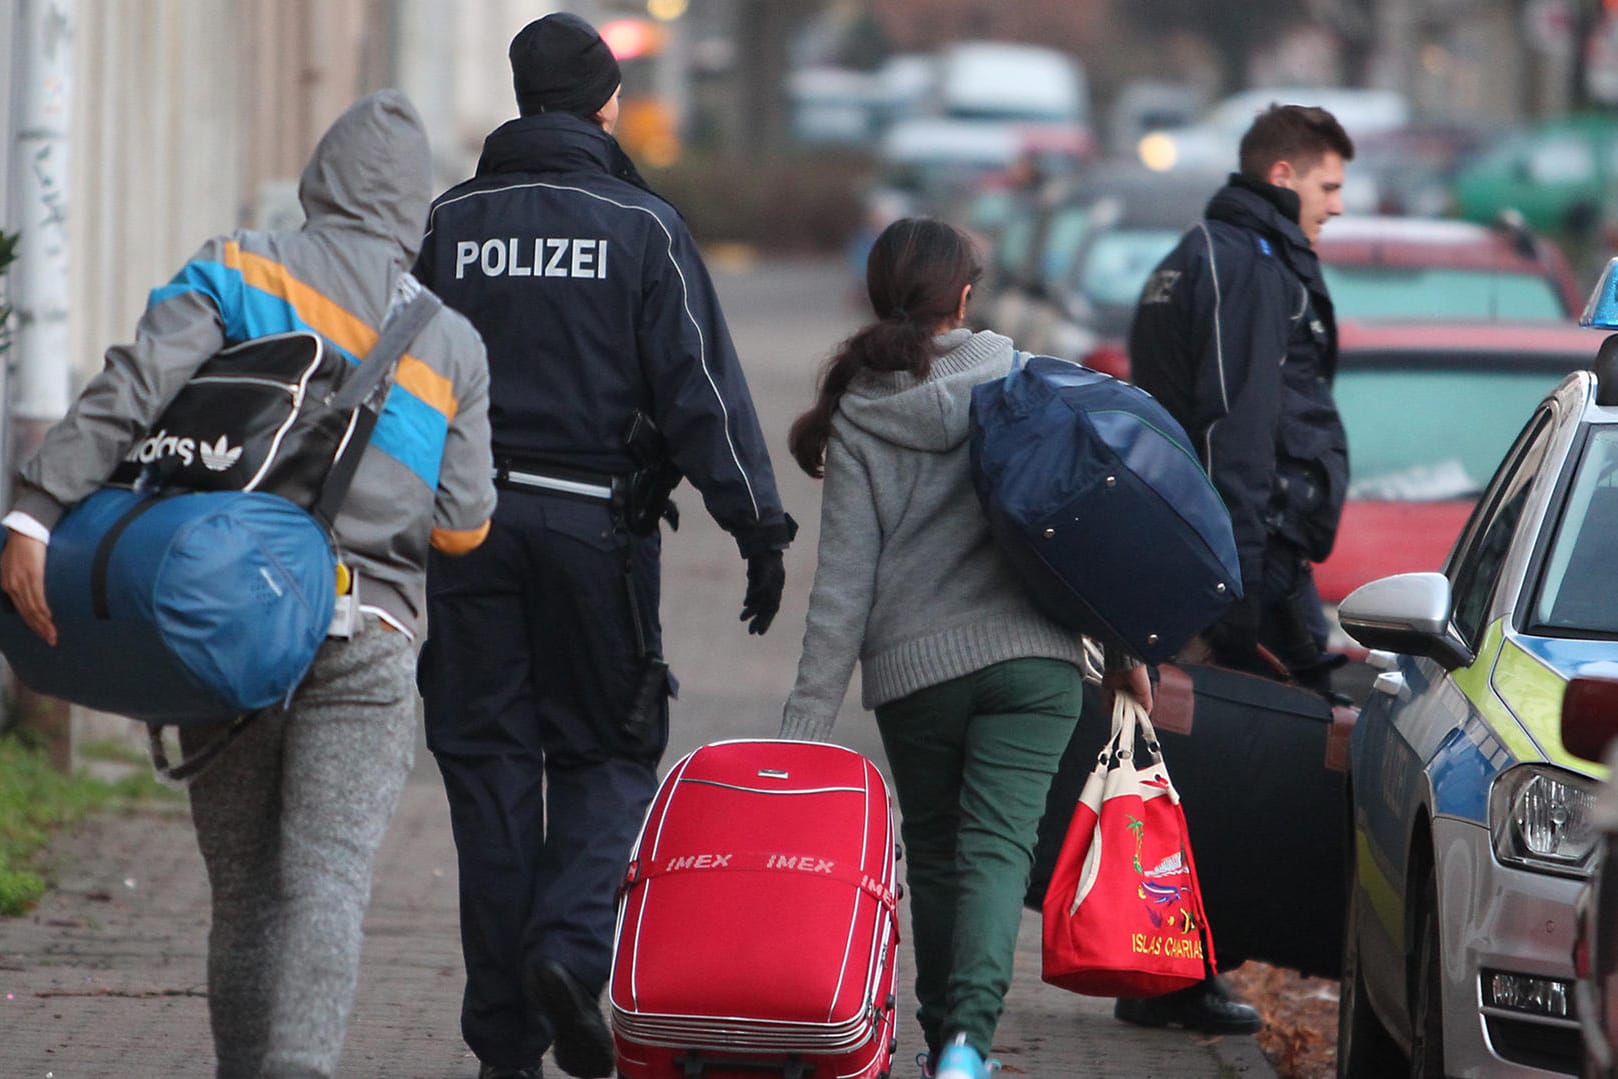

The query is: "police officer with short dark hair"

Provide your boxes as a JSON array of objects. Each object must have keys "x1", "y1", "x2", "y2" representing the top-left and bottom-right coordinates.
[
  {"x1": 1122, "y1": 102, "x2": 1355, "y2": 1036},
  {"x1": 414, "y1": 14, "x2": 795, "y2": 1079}
]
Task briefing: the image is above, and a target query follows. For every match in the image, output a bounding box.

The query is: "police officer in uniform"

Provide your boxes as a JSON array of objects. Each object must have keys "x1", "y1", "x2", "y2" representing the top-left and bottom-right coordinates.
[
  {"x1": 1122, "y1": 103, "x2": 1355, "y2": 1034},
  {"x1": 413, "y1": 15, "x2": 796, "y2": 1079}
]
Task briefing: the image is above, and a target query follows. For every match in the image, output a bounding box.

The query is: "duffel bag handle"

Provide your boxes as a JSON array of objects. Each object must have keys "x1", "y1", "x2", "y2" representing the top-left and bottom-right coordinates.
[{"x1": 313, "y1": 288, "x2": 441, "y2": 527}]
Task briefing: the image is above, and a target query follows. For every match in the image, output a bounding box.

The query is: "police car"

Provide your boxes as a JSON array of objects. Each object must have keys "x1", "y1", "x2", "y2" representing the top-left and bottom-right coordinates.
[{"x1": 1333, "y1": 258, "x2": 1618, "y2": 1077}]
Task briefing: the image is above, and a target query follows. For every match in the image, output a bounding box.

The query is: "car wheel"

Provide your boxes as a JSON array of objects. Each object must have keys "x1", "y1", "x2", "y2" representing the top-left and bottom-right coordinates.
[
  {"x1": 1408, "y1": 867, "x2": 1447, "y2": 1079},
  {"x1": 1338, "y1": 854, "x2": 1403, "y2": 1077}
]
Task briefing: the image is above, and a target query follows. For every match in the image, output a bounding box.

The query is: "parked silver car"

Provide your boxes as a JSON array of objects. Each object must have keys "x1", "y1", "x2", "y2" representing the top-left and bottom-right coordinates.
[{"x1": 1334, "y1": 262, "x2": 1618, "y2": 1076}]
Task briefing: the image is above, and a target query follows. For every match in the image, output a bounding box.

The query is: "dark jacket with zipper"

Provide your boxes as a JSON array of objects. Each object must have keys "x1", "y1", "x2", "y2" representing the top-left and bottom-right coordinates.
[
  {"x1": 414, "y1": 112, "x2": 791, "y2": 556},
  {"x1": 1128, "y1": 174, "x2": 1348, "y2": 598}
]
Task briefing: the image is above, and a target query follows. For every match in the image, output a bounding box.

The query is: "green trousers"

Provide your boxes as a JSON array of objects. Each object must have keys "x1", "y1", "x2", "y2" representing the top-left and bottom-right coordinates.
[{"x1": 875, "y1": 657, "x2": 1083, "y2": 1061}]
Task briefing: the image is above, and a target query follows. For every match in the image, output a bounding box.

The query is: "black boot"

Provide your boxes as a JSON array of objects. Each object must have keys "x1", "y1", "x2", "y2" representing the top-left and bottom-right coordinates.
[
  {"x1": 527, "y1": 959, "x2": 615, "y2": 1078},
  {"x1": 1114, "y1": 975, "x2": 1262, "y2": 1035}
]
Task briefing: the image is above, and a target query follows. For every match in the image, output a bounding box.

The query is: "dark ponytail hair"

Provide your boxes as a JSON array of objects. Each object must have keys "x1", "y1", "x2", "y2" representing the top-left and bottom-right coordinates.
[{"x1": 788, "y1": 217, "x2": 982, "y2": 478}]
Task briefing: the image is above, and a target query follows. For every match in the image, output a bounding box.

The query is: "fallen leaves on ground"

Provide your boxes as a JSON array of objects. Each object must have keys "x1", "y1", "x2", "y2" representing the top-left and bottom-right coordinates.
[{"x1": 1225, "y1": 962, "x2": 1339, "y2": 1079}]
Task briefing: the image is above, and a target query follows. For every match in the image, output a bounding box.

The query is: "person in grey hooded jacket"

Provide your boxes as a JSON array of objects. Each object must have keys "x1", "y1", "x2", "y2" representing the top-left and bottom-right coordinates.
[
  {"x1": 779, "y1": 218, "x2": 1149, "y2": 1079},
  {"x1": 0, "y1": 90, "x2": 496, "y2": 1078}
]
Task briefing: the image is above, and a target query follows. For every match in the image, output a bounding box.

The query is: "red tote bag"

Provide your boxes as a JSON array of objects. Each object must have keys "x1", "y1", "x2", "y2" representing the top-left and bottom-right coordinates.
[{"x1": 1041, "y1": 691, "x2": 1216, "y2": 996}]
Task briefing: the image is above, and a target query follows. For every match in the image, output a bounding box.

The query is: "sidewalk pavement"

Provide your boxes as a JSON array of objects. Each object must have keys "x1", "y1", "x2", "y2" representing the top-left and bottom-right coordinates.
[{"x1": 0, "y1": 747, "x2": 1275, "y2": 1079}]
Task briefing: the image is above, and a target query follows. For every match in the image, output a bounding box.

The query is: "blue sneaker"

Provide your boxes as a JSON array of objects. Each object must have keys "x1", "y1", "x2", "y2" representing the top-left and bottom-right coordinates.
[{"x1": 934, "y1": 1034, "x2": 1000, "y2": 1079}]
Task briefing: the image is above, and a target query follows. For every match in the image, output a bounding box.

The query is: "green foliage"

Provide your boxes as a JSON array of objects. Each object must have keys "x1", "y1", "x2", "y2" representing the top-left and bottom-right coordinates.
[{"x1": 0, "y1": 732, "x2": 180, "y2": 916}]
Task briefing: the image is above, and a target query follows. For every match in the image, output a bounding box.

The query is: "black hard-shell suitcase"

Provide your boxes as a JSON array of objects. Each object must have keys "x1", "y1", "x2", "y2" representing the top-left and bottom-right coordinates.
[{"x1": 1028, "y1": 663, "x2": 1356, "y2": 979}]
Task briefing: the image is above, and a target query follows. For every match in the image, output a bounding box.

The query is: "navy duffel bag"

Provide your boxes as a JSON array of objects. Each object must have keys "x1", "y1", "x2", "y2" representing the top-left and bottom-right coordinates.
[
  {"x1": 969, "y1": 354, "x2": 1241, "y2": 664},
  {"x1": 0, "y1": 488, "x2": 335, "y2": 725}
]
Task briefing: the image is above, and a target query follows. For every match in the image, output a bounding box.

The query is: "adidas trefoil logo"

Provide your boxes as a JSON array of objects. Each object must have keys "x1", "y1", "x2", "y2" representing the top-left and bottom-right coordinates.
[{"x1": 199, "y1": 436, "x2": 244, "y2": 472}]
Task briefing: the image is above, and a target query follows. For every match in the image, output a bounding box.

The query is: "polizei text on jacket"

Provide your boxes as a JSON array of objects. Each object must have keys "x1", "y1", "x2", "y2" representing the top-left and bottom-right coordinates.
[{"x1": 454, "y1": 238, "x2": 609, "y2": 279}]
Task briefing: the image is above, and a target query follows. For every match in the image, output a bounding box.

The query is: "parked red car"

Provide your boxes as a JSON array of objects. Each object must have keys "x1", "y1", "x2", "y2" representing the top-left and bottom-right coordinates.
[
  {"x1": 1315, "y1": 320, "x2": 1599, "y2": 618},
  {"x1": 1316, "y1": 213, "x2": 1584, "y2": 321}
]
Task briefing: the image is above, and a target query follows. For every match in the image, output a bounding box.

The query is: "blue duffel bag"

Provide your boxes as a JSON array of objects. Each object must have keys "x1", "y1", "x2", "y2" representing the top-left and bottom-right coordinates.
[
  {"x1": 0, "y1": 488, "x2": 335, "y2": 725},
  {"x1": 970, "y1": 353, "x2": 1241, "y2": 664}
]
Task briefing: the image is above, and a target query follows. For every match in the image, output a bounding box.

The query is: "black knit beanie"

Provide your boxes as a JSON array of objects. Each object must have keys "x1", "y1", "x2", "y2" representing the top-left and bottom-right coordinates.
[{"x1": 510, "y1": 12, "x2": 622, "y2": 118}]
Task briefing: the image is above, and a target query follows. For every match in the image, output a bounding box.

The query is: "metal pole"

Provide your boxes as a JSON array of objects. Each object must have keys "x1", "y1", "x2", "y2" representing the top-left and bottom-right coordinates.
[{"x1": 10, "y1": 0, "x2": 73, "y2": 439}]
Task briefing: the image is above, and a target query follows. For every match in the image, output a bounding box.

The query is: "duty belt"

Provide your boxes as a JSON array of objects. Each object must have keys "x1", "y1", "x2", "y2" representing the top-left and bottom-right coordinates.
[{"x1": 494, "y1": 461, "x2": 615, "y2": 503}]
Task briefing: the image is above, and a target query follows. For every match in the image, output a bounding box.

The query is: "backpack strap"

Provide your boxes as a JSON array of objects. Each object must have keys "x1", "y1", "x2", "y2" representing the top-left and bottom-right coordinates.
[{"x1": 313, "y1": 289, "x2": 442, "y2": 527}]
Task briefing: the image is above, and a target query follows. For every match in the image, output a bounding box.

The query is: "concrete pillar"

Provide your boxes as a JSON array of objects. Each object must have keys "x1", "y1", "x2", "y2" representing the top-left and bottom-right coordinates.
[{"x1": 7, "y1": 0, "x2": 73, "y2": 769}]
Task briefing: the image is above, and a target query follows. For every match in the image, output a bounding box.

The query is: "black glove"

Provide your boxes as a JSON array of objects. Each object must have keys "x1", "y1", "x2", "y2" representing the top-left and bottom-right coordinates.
[{"x1": 740, "y1": 550, "x2": 785, "y2": 636}]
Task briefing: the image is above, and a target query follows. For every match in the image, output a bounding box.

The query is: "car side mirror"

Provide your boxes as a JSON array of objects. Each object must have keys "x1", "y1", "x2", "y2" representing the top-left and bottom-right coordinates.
[
  {"x1": 1338, "y1": 572, "x2": 1476, "y2": 671},
  {"x1": 1561, "y1": 675, "x2": 1618, "y2": 763}
]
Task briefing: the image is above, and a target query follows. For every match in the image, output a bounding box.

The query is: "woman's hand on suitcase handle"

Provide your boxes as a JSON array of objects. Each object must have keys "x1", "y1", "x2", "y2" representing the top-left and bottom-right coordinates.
[
  {"x1": 1102, "y1": 663, "x2": 1154, "y2": 715},
  {"x1": 1, "y1": 532, "x2": 56, "y2": 646}
]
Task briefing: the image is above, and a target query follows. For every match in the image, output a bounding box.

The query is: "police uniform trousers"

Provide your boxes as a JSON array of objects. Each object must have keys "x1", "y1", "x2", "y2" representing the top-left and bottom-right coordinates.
[{"x1": 420, "y1": 487, "x2": 669, "y2": 1069}]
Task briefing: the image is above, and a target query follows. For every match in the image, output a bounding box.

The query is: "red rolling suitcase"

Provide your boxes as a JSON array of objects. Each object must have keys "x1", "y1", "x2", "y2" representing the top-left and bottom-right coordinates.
[{"x1": 610, "y1": 739, "x2": 901, "y2": 1079}]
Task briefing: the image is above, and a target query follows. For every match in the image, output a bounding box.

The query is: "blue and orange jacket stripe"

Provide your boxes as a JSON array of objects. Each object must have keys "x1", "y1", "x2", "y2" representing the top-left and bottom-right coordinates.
[{"x1": 149, "y1": 241, "x2": 456, "y2": 490}]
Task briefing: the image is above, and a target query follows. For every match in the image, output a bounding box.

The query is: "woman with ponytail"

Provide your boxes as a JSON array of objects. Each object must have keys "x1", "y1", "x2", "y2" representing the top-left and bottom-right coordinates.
[{"x1": 779, "y1": 218, "x2": 1150, "y2": 1079}]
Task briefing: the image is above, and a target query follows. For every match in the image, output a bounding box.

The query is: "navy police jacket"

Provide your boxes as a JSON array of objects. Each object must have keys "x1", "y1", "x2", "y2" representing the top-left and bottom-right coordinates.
[
  {"x1": 1128, "y1": 175, "x2": 1348, "y2": 597},
  {"x1": 415, "y1": 113, "x2": 791, "y2": 556}
]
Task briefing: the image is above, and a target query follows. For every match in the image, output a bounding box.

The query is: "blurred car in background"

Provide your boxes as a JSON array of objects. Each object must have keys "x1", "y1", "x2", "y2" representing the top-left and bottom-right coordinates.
[
  {"x1": 934, "y1": 40, "x2": 1091, "y2": 146},
  {"x1": 854, "y1": 40, "x2": 1092, "y2": 279},
  {"x1": 1140, "y1": 85, "x2": 1410, "y2": 174},
  {"x1": 1561, "y1": 674, "x2": 1618, "y2": 1079},
  {"x1": 1453, "y1": 113, "x2": 1618, "y2": 241},
  {"x1": 1336, "y1": 347, "x2": 1617, "y2": 1076},
  {"x1": 973, "y1": 182, "x2": 1084, "y2": 345},
  {"x1": 1317, "y1": 214, "x2": 1584, "y2": 322},
  {"x1": 1015, "y1": 165, "x2": 1220, "y2": 373},
  {"x1": 876, "y1": 117, "x2": 1027, "y2": 215},
  {"x1": 1106, "y1": 78, "x2": 1205, "y2": 161},
  {"x1": 1340, "y1": 122, "x2": 1492, "y2": 218},
  {"x1": 869, "y1": 52, "x2": 937, "y2": 131},
  {"x1": 863, "y1": 120, "x2": 1086, "y2": 285},
  {"x1": 788, "y1": 65, "x2": 884, "y2": 147},
  {"x1": 1316, "y1": 320, "x2": 1597, "y2": 646}
]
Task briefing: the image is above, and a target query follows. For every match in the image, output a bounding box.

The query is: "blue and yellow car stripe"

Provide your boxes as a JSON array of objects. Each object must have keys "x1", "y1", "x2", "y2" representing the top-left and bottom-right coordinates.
[
  {"x1": 1434, "y1": 618, "x2": 1608, "y2": 822},
  {"x1": 148, "y1": 241, "x2": 456, "y2": 489}
]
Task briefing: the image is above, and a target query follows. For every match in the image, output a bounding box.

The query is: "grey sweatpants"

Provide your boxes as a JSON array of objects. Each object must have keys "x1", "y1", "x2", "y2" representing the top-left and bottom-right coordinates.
[{"x1": 181, "y1": 617, "x2": 416, "y2": 1078}]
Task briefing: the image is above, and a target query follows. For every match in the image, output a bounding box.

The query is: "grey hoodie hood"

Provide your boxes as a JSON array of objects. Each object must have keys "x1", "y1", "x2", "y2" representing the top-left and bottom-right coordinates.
[
  {"x1": 836, "y1": 329, "x2": 1014, "y2": 452},
  {"x1": 298, "y1": 89, "x2": 432, "y2": 268}
]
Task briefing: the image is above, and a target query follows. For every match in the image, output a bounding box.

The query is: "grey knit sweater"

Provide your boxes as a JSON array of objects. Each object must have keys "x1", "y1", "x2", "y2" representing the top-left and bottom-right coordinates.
[{"x1": 779, "y1": 328, "x2": 1086, "y2": 741}]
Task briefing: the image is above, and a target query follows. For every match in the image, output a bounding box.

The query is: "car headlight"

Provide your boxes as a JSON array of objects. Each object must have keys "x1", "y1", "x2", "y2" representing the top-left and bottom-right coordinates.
[{"x1": 1490, "y1": 765, "x2": 1600, "y2": 877}]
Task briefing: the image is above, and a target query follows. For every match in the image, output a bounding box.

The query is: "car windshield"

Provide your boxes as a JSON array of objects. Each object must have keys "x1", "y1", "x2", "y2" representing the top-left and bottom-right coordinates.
[
  {"x1": 1322, "y1": 265, "x2": 1567, "y2": 320},
  {"x1": 1337, "y1": 363, "x2": 1571, "y2": 500},
  {"x1": 1074, "y1": 228, "x2": 1182, "y2": 306},
  {"x1": 1533, "y1": 426, "x2": 1618, "y2": 635}
]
